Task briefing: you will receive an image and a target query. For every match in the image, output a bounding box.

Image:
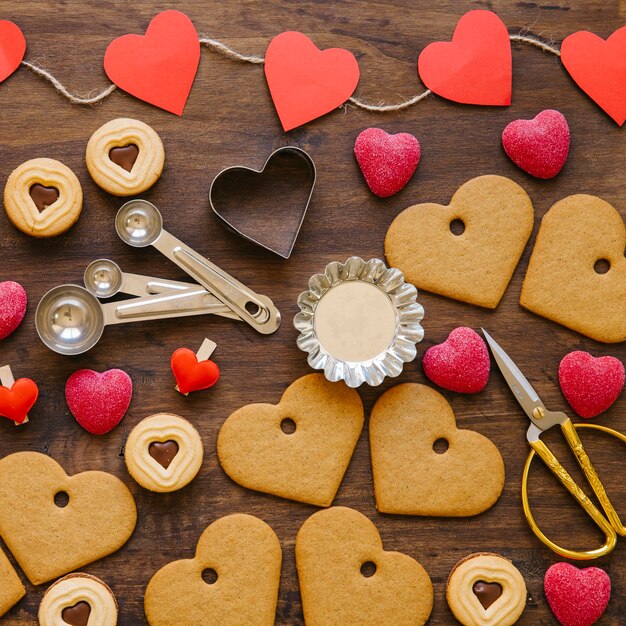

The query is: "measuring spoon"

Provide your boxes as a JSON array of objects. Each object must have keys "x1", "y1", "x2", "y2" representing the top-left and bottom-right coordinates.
[{"x1": 115, "y1": 200, "x2": 281, "y2": 335}]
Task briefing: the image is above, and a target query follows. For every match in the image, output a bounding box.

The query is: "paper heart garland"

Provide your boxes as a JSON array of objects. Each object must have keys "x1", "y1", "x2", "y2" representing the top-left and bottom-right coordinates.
[
  {"x1": 520, "y1": 194, "x2": 626, "y2": 343},
  {"x1": 385, "y1": 175, "x2": 534, "y2": 309},
  {"x1": 544, "y1": 562, "x2": 611, "y2": 626},
  {"x1": 370, "y1": 383, "x2": 505, "y2": 515},
  {"x1": 217, "y1": 374, "x2": 364, "y2": 507},
  {"x1": 296, "y1": 507, "x2": 433, "y2": 625},
  {"x1": 0, "y1": 21, "x2": 26, "y2": 84},
  {"x1": 561, "y1": 26, "x2": 626, "y2": 125},
  {"x1": 0, "y1": 378, "x2": 38, "y2": 424},
  {"x1": 0, "y1": 281, "x2": 27, "y2": 340},
  {"x1": 418, "y1": 10, "x2": 512, "y2": 106},
  {"x1": 104, "y1": 10, "x2": 200, "y2": 115},
  {"x1": 264, "y1": 31, "x2": 360, "y2": 131},
  {"x1": 171, "y1": 348, "x2": 220, "y2": 394},
  {"x1": 0, "y1": 452, "x2": 136, "y2": 584},
  {"x1": 145, "y1": 514, "x2": 281, "y2": 626},
  {"x1": 65, "y1": 369, "x2": 133, "y2": 435}
]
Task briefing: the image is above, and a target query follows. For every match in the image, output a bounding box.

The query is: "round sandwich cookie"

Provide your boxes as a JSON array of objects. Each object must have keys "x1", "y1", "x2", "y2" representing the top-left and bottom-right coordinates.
[
  {"x1": 446, "y1": 552, "x2": 527, "y2": 626},
  {"x1": 38, "y1": 572, "x2": 117, "y2": 626},
  {"x1": 125, "y1": 413, "x2": 203, "y2": 493}
]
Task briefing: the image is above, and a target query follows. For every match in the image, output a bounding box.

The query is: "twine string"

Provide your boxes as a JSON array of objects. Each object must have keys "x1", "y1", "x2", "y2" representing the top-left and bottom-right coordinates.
[{"x1": 19, "y1": 32, "x2": 562, "y2": 110}]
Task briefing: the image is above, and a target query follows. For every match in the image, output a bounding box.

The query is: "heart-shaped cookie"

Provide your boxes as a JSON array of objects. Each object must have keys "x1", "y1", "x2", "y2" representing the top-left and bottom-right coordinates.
[
  {"x1": 520, "y1": 194, "x2": 626, "y2": 343},
  {"x1": 385, "y1": 175, "x2": 534, "y2": 309},
  {"x1": 144, "y1": 514, "x2": 281, "y2": 626},
  {"x1": 171, "y1": 348, "x2": 220, "y2": 394},
  {"x1": 210, "y1": 147, "x2": 315, "y2": 258},
  {"x1": 217, "y1": 374, "x2": 364, "y2": 507},
  {"x1": 0, "y1": 21, "x2": 26, "y2": 84},
  {"x1": 0, "y1": 281, "x2": 27, "y2": 340},
  {"x1": 0, "y1": 544, "x2": 24, "y2": 618},
  {"x1": 370, "y1": 383, "x2": 505, "y2": 515},
  {"x1": 296, "y1": 506, "x2": 433, "y2": 625},
  {"x1": 0, "y1": 452, "x2": 136, "y2": 585}
]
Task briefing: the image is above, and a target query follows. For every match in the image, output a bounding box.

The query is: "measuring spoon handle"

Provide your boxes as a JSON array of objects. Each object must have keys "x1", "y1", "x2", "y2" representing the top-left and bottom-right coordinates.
[{"x1": 121, "y1": 272, "x2": 203, "y2": 296}]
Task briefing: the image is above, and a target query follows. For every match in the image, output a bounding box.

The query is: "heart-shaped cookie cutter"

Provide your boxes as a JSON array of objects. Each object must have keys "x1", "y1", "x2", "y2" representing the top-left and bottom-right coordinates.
[{"x1": 209, "y1": 146, "x2": 316, "y2": 259}]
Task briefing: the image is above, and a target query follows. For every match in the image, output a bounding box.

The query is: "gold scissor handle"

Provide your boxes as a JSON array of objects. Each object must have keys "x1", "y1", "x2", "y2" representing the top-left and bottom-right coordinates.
[{"x1": 522, "y1": 421, "x2": 623, "y2": 560}]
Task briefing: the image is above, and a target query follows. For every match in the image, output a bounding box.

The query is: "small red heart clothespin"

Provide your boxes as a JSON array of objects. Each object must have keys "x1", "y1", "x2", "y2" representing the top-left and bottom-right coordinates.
[
  {"x1": 0, "y1": 364, "x2": 38, "y2": 425},
  {"x1": 171, "y1": 338, "x2": 220, "y2": 396}
]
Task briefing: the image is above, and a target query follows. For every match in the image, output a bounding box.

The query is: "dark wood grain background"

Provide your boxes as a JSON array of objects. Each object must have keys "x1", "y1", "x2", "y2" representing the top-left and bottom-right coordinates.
[{"x1": 0, "y1": 0, "x2": 625, "y2": 623}]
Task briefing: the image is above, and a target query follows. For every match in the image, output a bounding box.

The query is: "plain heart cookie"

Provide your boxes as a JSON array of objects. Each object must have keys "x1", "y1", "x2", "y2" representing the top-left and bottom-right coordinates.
[
  {"x1": 296, "y1": 506, "x2": 433, "y2": 626},
  {"x1": 0, "y1": 544, "x2": 24, "y2": 617},
  {"x1": 385, "y1": 175, "x2": 534, "y2": 309},
  {"x1": 144, "y1": 514, "x2": 281, "y2": 626},
  {"x1": 0, "y1": 452, "x2": 136, "y2": 585},
  {"x1": 520, "y1": 194, "x2": 626, "y2": 343},
  {"x1": 370, "y1": 383, "x2": 505, "y2": 515},
  {"x1": 217, "y1": 374, "x2": 364, "y2": 507}
]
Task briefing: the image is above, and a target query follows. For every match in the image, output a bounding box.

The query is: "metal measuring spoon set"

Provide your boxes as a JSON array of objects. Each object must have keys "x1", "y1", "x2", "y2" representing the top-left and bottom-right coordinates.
[{"x1": 36, "y1": 200, "x2": 282, "y2": 355}]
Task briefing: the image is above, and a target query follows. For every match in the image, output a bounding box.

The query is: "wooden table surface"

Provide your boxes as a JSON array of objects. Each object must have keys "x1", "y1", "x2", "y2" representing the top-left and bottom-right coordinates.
[{"x1": 1, "y1": 0, "x2": 625, "y2": 623}]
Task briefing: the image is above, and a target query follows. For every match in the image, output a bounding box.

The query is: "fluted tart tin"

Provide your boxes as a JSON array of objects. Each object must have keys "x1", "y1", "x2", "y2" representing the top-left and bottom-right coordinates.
[{"x1": 294, "y1": 257, "x2": 424, "y2": 388}]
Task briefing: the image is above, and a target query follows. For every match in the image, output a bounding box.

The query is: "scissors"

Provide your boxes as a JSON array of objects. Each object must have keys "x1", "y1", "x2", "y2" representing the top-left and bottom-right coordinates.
[{"x1": 483, "y1": 329, "x2": 626, "y2": 560}]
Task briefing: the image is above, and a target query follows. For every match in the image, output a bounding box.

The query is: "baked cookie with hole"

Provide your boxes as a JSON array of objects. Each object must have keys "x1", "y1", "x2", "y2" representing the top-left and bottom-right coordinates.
[
  {"x1": 446, "y1": 553, "x2": 527, "y2": 626},
  {"x1": 125, "y1": 413, "x2": 203, "y2": 493},
  {"x1": 86, "y1": 117, "x2": 165, "y2": 196},
  {"x1": 385, "y1": 175, "x2": 534, "y2": 308},
  {"x1": 4, "y1": 157, "x2": 83, "y2": 237}
]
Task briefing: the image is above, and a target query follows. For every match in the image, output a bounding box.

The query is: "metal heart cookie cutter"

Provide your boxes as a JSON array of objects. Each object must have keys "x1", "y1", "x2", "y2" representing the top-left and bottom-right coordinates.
[
  {"x1": 209, "y1": 146, "x2": 316, "y2": 259},
  {"x1": 294, "y1": 257, "x2": 425, "y2": 388},
  {"x1": 36, "y1": 200, "x2": 281, "y2": 355}
]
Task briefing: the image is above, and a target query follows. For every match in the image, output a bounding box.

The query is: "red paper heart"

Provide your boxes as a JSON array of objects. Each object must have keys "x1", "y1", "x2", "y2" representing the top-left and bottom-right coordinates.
[
  {"x1": 264, "y1": 31, "x2": 360, "y2": 131},
  {"x1": 502, "y1": 109, "x2": 570, "y2": 179},
  {"x1": 171, "y1": 348, "x2": 220, "y2": 394},
  {"x1": 0, "y1": 281, "x2": 27, "y2": 340},
  {"x1": 417, "y1": 10, "x2": 511, "y2": 106},
  {"x1": 0, "y1": 379, "x2": 38, "y2": 424},
  {"x1": 561, "y1": 26, "x2": 626, "y2": 125},
  {"x1": 422, "y1": 327, "x2": 490, "y2": 394},
  {"x1": 103, "y1": 10, "x2": 200, "y2": 115},
  {"x1": 354, "y1": 128, "x2": 421, "y2": 197},
  {"x1": 0, "y1": 21, "x2": 26, "y2": 84},
  {"x1": 544, "y1": 562, "x2": 611, "y2": 626},
  {"x1": 558, "y1": 351, "x2": 624, "y2": 419},
  {"x1": 65, "y1": 369, "x2": 133, "y2": 435}
]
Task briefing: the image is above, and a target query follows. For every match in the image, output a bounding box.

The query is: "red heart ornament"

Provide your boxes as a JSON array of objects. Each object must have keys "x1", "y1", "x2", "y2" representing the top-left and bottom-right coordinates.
[
  {"x1": 0, "y1": 281, "x2": 27, "y2": 340},
  {"x1": 417, "y1": 10, "x2": 511, "y2": 106},
  {"x1": 544, "y1": 562, "x2": 611, "y2": 626},
  {"x1": 0, "y1": 378, "x2": 38, "y2": 424},
  {"x1": 354, "y1": 128, "x2": 421, "y2": 197},
  {"x1": 0, "y1": 20, "x2": 25, "y2": 83},
  {"x1": 171, "y1": 348, "x2": 220, "y2": 394},
  {"x1": 103, "y1": 10, "x2": 200, "y2": 115},
  {"x1": 264, "y1": 31, "x2": 360, "y2": 131},
  {"x1": 65, "y1": 369, "x2": 133, "y2": 435},
  {"x1": 558, "y1": 351, "x2": 625, "y2": 419},
  {"x1": 561, "y1": 26, "x2": 626, "y2": 125}
]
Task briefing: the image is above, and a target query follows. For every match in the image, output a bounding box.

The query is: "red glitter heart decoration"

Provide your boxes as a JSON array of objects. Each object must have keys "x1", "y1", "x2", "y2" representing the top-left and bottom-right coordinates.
[
  {"x1": 558, "y1": 351, "x2": 624, "y2": 418},
  {"x1": 422, "y1": 327, "x2": 490, "y2": 393},
  {"x1": 544, "y1": 562, "x2": 611, "y2": 626},
  {"x1": 0, "y1": 378, "x2": 38, "y2": 424},
  {"x1": 502, "y1": 109, "x2": 570, "y2": 178},
  {"x1": 0, "y1": 20, "x2": 26, "y2": 84},
  {"x1": 0, "y1": 281, "x2": 27, "y2": 340},
  {"x1": 171, "y1": 348, "x2": 220, "y2": 394},
  {"x1": 354, "y1": 128, "x2": 421, "y2": 197},
  {"x1": 65, "y1": 369, "x2": 133, "y2": 435}
]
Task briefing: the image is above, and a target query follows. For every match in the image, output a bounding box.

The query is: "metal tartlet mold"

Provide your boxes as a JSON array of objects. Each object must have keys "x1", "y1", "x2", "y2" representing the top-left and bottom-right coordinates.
[{"x1": 294, "y1": 256, "x2": 425, "y2": 388}]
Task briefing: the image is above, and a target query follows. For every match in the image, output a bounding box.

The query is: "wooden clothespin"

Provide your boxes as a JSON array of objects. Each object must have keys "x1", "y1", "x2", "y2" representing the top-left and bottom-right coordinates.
[
  {"x1": 172, "y1": 338, "x2": 220, "y2": 396},
  {"x1": 0, "y1": 364, "x2": 31, "y2": 426}
]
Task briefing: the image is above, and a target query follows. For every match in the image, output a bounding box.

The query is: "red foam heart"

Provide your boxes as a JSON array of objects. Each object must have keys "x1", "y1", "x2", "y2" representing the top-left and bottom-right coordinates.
[
  {"x1": 354, "y1": 128, "x2": 421, "y2": 197},
  {"x1": 417, "y1": 10, "x2": 511, "y2": 106},
  {"x1": 171, "y1": 348, "x2": 220, "y2": 394},
  {"x1": 0, "y1": 20, "x2": 25, "y2": 83},
  {"x1": 65, "y1": 369, "x2": 133, "y2": 435},
  {"x1": 561, "y1": 26, "x2": 626, "y2": 125},
  {"x1": 545, "y1": 562, "x2": 611, "y2": 626},
  {"x1": 502, "y1": 109, "x2": 570, "y2": 179},
  {"x1": 264, "y1": 31, "x2": 360, "y2": 131},
  {"x1": 558, "y1": 351, "x2": 624, "y2": 419},
  {"x1": 0, "y1": 378, "x2": 38, "y2": 424},
  {"x1": 103, "y1": 10, "x2": 200, "y2": 115},
  {"x1": 422, "y1": 327, "x2": 490, "y2": 393},
  {"x1": 0, "y1": 281, "x2": 27, "y2": 340}
]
